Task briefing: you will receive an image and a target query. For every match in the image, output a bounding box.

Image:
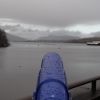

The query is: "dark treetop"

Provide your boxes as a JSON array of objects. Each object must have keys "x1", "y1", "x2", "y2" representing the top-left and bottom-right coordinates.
[{"x1": 0, "y1": 29, "x2": 9, "y2": 47}]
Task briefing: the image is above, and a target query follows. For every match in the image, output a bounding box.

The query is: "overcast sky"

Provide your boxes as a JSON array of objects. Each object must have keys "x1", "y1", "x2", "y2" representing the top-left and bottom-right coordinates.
[{"x1": 0, "y1": 0, "x2": 100, "y2": 35}]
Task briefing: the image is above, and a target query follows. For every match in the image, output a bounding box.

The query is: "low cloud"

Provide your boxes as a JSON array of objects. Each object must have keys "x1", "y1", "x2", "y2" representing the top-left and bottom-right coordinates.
[{"x1": 0, "y1": 18, "x2": 100, "y2": 40}]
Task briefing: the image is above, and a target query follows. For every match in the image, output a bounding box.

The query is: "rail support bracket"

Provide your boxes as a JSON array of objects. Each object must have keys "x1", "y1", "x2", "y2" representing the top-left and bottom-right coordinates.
[{"x1": 91, "y1": 80, "x2": 96, "y2": 95}]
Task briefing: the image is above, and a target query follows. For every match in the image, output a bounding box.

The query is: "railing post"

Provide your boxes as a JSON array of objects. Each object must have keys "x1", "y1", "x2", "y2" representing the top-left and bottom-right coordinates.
[{"x1": 91, "y1": 80, "x2": 96, "y2": 95}]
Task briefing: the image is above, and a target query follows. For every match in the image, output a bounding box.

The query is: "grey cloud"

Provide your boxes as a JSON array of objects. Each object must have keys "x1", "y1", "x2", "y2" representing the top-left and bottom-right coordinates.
[{"x1": 0, "y1": 0, "x2": 100, "y2": 26}]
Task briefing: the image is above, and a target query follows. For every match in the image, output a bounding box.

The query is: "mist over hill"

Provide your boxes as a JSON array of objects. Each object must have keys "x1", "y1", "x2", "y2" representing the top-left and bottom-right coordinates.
[
  {"x1": 0, "y1": 18, "x2": 81, "y2": 41},
  {"x1": 1, "y1": 18, "x2": 100, "y2": 43},
  {"x1": 33, "y1": 34, "x2": 79, "y2": 42},
  {"x1": 92, "y1": 32, "x2": 100, "y2": 37},
  {"x1": 6, "y1": 33, "x2": 28, "y2": 42},
  {"x1": 67, "y1": 37, "x2": 100, "y2": 43}
]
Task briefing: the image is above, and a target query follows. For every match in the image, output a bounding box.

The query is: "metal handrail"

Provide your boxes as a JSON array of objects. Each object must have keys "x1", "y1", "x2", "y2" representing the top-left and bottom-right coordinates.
[
  {"x1": 20, "y1": 76, "x2": 100, "y2": 100},
  {"x1": 68, "y1": 76, "x2": 100, "y2": 94}
]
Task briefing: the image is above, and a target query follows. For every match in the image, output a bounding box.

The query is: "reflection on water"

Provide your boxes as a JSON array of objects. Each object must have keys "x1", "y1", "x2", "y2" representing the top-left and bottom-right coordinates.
[
  {"x1": 0, "y1": 49, "x2": 7, "y2": 69},
  {"x1": 0, "y1": 42, "x2": 100, "y2": 100}
]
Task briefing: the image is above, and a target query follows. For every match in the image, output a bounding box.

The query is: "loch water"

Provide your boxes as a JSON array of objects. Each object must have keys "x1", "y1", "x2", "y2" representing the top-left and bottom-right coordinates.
[{"x1": 0, "y1": 42, "x2": 100, "y2": 100}]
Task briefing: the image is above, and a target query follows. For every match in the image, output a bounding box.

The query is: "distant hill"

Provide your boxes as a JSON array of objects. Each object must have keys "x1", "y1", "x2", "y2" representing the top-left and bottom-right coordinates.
[
  {"x1": 6, "y1": 33, "x2": 28, "y2": 42},
  {"x1": 6, "y1": 33, "x2": 100, "y2": 43},
  {"x1": 67, "y1": 37, "x2": 100, "y2": 43},
  {"x1": 33, "y1": 34, "x2": 79, "y2": 42},
  {"x1": 92, "y1": 32, "x2": 100, "y2": 37}
]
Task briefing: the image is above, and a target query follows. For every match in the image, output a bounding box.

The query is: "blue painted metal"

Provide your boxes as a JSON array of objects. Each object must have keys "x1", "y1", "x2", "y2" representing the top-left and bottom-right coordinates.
[{"x1": 33, "y1": 52, "x2": 69, "y2": 100}]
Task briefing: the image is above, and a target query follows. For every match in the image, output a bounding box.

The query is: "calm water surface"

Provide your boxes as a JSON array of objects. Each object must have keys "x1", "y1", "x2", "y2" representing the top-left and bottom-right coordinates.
[{"x1": 0, "y1": 42, "x2": 100, "y2": 100}]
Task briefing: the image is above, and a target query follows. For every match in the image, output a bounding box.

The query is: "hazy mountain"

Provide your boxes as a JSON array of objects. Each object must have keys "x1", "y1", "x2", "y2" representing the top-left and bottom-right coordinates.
[
  {"x1": 0, "y1": 18, "x2": 83, "y2": 41},
  {"x1": 92, "y1": 32, "x2": 100, "y2": 37},
  {"x1": 34, "y1": 34, "x2": 80, "y2": 42},
  {"x1": 6, "y1": 33, "x2": 28, "y2": 42},
  {"x1": 67, "y1": 37, "x2": 100, "y2": 43}
]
